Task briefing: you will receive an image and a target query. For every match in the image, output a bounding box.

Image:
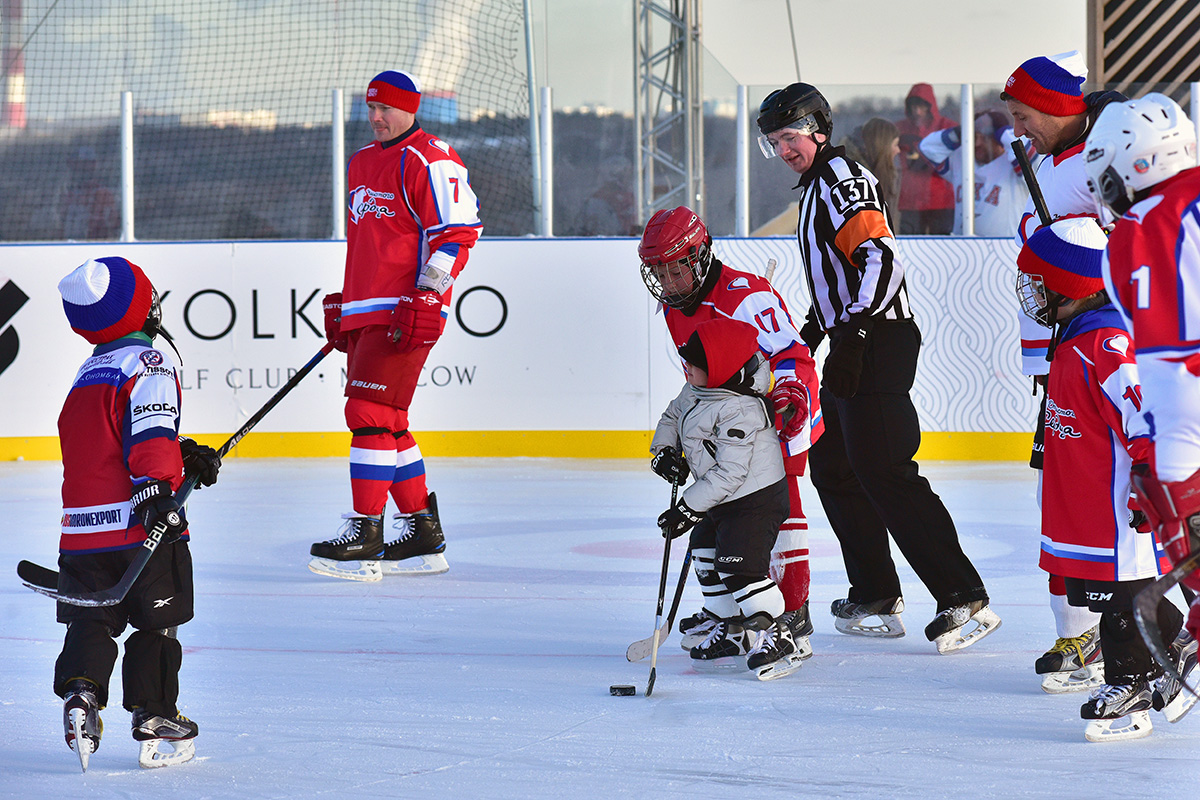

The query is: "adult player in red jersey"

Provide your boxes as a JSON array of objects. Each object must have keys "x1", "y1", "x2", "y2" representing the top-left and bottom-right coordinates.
[
  {"x1": 639, "y1": 206, "x2": 822, "y2": 661},
  {"x1": 53, "y1": 257, "x2": 221, "y2": 770},
  {"x1": 1002, "y1": 51, "x2": 1129, "y2": 687},
  {"x1": 309, "y1": 70, "x2": 482, "y2": 582},
  {"x1": 1086, "y1": 92, "x2": 1200, "y2": 707}
]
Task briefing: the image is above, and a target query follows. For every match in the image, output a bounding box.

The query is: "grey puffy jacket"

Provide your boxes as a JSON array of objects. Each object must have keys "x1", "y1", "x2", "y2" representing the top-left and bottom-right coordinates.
[{"x1": 650, "y1": 355, "x2": 785, "y2": 512}]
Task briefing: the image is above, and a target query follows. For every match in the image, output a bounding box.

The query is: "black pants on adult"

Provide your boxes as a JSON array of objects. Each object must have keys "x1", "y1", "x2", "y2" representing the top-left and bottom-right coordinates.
[{"x1": 809, "y1": 319, "x2": 988, "y2": 612}]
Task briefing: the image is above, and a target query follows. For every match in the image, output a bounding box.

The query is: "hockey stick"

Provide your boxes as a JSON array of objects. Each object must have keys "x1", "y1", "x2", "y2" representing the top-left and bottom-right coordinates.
[
  {"x1": 1133, "y1": 549, "x2": 1200, "y2": 697},
  {"x1": 764, "y1": 258, "x2": 777, "y2": 283},
  {"x1": 645, "y1": 478, "x2": 680, "y2": 697},
  {"x1": 626, "y1": 548, "x2": 692, "y2": 662},
  {"x1": 18, "y1": 342, "x2": 335, "y2": 606},
  {"x1": 1011, "y1": 139, "x2": 1052, "y2": 227}
]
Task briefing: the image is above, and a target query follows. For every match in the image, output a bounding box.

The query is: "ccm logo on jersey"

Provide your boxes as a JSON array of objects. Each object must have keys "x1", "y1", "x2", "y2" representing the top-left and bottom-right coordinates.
[
  {"x1": 717, "y1": 555, "x2": 744, "y2": 564},
  {"x1": 133, "y1": 402, "x2": 178, "y2": 416},
  {"x1": 1086, "y1": 591, "x2": 1114, "y2": 602}
]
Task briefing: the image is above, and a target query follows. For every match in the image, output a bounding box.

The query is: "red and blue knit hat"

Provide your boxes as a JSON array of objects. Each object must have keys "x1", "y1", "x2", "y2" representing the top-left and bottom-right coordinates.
[
  {"x1": 366, "y1": 70, "x2": 422, "y2": 113},
  {"x1": 1005, "y1": 51, "x2": 1087, "y2": 117},
  {"x1": 1017, "y1": 217, "x2": 1107, "y2": 300},
  {"x1": 58, "y1": 256, "x2": 154, "y2": 344}
]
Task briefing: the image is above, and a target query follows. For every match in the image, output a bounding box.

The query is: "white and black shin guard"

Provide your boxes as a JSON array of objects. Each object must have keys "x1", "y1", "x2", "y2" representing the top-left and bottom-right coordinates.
[
  {"x1": 720, "y1": 572, "x2": 785, "y2": 630},
  {"x1": 692, "y1": 548, "x2": 739, "y2": 619}
]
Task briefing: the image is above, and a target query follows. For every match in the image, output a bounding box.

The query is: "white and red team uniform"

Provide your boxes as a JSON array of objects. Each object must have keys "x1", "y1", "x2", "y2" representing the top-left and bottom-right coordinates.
[
  {"x1": 1102, "y1": 167, "x2": 1200, "y2": 486},
  {"x1": 920, "y1": 128, "x2": 1039, "y2": 237},
  {"x1": 339, "y1": 124, "x2": 482, "y2": 516},
  {"x1": 661, "y1": 261, "x2": 823, "y2": 611},
  {"x1": 1039, "y1": 308, "x2": 1164, "y2": 582},
  {"x1": 59, "y1": 337, "x2": 185, "y2": 554}
]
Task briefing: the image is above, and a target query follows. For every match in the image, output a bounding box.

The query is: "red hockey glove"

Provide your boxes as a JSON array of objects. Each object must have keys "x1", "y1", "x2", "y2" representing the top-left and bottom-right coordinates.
[
  {"x1": 1130, "y1": 465, "x2": 1200, "y2": 592},
  {"x1": 1188, "y1": 599, "x2": 1200, "y2": 644},
  {"x1": 769, "y1": 378, "x2": 809, "y2": 440},
  {"x1": 388, "y1": 291, "x2": 444, "y2": 354},
  {"x1": 322, "y1": 292, "x2": 347, "y2": 353}
]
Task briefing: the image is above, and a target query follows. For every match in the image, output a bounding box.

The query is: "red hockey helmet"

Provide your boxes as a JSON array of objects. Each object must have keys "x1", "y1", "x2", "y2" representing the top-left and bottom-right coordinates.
[{"x1": 638, "y1": 206, "x2": 713, "y2": 310}]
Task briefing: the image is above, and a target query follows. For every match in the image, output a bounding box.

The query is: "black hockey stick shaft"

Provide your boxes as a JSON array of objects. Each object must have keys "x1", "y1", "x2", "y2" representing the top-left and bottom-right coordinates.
[
  {"x1": 625, "y1": 548, "x2": 692, "y2": 662},
  {"x1": 1011, "y1": 139, "x2": 1052, "y2": 227},
  {"x1": 19, "y1": 342, "x2": 335, "y2": 606},
  {"x1": 646, "y1": 479, "x2": 679, "y2": 697},
  {"x1": 1133, "y1": 549, "x2": 1200, "y2": 697}
]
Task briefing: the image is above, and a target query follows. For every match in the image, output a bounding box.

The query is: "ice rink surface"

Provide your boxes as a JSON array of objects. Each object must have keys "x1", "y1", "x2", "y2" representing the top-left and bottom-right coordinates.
[{"x1": 1, "y1": 457, "x2": 1195, "y2": 798}]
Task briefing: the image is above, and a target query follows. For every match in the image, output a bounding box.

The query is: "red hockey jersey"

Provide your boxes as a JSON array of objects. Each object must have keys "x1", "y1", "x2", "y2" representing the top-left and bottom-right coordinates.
[
  {"x1": 662, "y1": 261, "x2": 823, "y2": 455},
  {"x1": 1102, "y1": 166, "x2": 1200, "y2": 484},
  {"x1": 58, "y1": 334, "x2": 186, "y2": 554},
  {"x1": 1038, "y1": 307, "x2": 1164, "y2": 581},
  {"x1": 340, "y1": 125, "x2": 483, "y2": 332}
]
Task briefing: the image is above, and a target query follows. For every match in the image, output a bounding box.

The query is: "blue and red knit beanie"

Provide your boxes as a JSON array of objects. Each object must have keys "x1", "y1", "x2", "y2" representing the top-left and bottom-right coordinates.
[
  {"x1": 366, "y1": 70, "x2": 422, "y2": 114},
  {"x1": 1017, "y1": 217, "x2": 1108, "y2": 300},
  {"x1": 58, "y1": 256, "x2": 154, "y2": 344},
  {"x1": 1005, "y1": 51, "x2": 1087, "y2": 116}
]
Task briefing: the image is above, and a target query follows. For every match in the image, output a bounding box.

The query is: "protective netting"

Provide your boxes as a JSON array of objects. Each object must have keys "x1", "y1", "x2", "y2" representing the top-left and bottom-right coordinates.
[{"x1": 0, "y1": 0, "x2": 533, "y2": 241}]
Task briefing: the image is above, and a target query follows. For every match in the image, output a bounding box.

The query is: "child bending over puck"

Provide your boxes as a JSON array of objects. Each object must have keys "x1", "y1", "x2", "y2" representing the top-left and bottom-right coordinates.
[{"x1": 651, "y1": 316, "x2": 801, "y2": 681}]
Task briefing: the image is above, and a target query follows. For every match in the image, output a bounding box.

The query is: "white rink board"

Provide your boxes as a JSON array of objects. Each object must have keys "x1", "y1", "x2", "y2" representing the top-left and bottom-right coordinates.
[{"x1": 0, "y1": 236, "x2": 1035, "y2": 438}]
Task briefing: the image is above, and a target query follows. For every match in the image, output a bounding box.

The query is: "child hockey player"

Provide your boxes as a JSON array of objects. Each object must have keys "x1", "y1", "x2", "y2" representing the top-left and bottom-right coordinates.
[
  {"x1": 1016, "y1": 219, "x2": 1191, "y2": 741},
  {"x1": 651, "y1": 316, "x2": 800, "y2": 680},
  {"x1": 54, "y1": 257, "x2": 220, "y2": 770}
]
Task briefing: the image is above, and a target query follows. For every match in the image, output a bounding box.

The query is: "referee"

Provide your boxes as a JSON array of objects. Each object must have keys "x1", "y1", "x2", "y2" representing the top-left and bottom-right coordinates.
[{"x1": 757, "y1": 82, "x2": 1000, "y2": 653}]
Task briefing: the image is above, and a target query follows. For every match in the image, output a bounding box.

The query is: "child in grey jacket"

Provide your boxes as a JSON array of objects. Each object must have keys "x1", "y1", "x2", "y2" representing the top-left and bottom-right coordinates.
[{"x1": 651, "y1": 316, "x2": 801, "y2": 680}]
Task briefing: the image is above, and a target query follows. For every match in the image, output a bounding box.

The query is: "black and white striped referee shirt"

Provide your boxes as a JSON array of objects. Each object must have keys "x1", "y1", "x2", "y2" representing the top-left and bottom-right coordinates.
[{"x1": 793, "y1": 145, "x2": 912, "y2": 331}]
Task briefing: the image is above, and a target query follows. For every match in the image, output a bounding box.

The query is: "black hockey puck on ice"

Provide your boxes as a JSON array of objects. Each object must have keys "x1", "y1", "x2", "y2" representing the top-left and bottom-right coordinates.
[{"x1": 609, "y1": 684, "x2": 636, "y2": 696}]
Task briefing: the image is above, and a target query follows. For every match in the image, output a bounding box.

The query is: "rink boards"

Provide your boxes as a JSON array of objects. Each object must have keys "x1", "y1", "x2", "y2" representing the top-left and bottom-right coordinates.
[{"x1": 0, "y1": 236, "x2": 1035, "y2": 460}]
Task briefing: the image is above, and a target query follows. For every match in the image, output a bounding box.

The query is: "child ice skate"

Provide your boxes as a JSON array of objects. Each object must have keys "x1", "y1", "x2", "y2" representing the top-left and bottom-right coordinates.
[{"x1": 651, "y1": 316, "x2": 800, "y2": 680}]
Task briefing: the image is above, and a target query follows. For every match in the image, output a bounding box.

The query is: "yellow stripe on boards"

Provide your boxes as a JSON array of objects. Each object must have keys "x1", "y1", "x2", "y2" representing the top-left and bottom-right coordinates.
[{"x1": 0, "y1": 430, "x2": 1032, "y2": 462}]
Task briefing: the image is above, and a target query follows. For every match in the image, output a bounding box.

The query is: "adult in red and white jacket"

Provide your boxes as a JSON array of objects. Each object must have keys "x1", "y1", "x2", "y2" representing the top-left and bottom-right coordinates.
[
  {"x1": 53, "y1": 256, "x2": 219, "y2": 765},
  {"x1": 1089, "y1": 93, "x2": 1200, "y2": 649},
  {"x1": 311, "y1": 70, "x2": 481, "y2": 581},
  {"x1": 639, "y1": 206, "x2": 822, "y2": 653}
]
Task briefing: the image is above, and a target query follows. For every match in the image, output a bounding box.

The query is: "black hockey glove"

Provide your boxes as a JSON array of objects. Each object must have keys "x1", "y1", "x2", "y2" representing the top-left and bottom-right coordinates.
[
  {"x1": 823, "y1": 323, "x2": 871, "y2": 399},
  {"x1": 799, "y1": 307, "x2": 826, "y2": 353},
  {"x1": 179, "y1": 436, "x2": 221, "y2": 488},
  {"x1": 651, "y1": 447, "x2": 689, "y2": 484},
  {"x1": 131, "y1": 480, "x2": 188, "y2": 544},
  {"x1": 658, "y1": 500, "x2": 703, "y2": 540}
]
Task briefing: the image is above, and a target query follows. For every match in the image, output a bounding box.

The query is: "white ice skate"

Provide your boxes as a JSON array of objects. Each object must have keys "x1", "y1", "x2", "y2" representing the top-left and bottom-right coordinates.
[
  {"x1": 679, "y1": 609, "x2": 720, "y2": 651},
  {"x1": 746, "y1": 620, "x2": 802, "y2": 681},
  {"x1": 63, "y1": 681, "x2": 102, "y2": 773},
  {"x1": 1153, "y1": 630, "x2": 1198, "y2": 723},
  {"x1": 1042, "y1": 662, "x2": 1106, "y2": 694},
  {"x1": 925, "y1": 600, "x2": 1001, "y2": 654},
  {"x1": 1038, "y1": 628, "x2": 1104, "y2": 693},
  {"x1": 831, "y1": 596, "x2": 905, "y2": 638},
  {"x1": 1082, "y1": 682, "x2": 1154, "y2": 742},
  {"x1": 133, "y1": 709, "x2": 198, "y2": 768}
]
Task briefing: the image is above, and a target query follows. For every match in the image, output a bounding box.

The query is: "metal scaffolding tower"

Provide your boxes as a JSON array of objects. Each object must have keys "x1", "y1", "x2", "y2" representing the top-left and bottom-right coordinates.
[{"x1": 633, "y1": 0, "x2": 703, "y2": 227}]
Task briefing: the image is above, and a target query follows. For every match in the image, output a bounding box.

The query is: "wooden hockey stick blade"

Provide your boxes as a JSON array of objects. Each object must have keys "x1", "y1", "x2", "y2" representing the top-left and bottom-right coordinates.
[
  {"x1": 1134, "y1": 550, "x2": 1200, "y2": 696},
  {"x1": 17, "y1": 343, "x2": 335, "y2": 604},
  {"x1": 626, "y1": 550, "x2": 693, "y2": 662},
  {"x1": 764, "y1": 258, "x2": 777, "y2": 283}
]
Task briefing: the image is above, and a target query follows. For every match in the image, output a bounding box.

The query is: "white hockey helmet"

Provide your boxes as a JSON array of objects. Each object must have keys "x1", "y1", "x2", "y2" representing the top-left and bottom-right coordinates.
[{"x1": 1084, "y1": 92, "x2": 1198, "y2": 216}]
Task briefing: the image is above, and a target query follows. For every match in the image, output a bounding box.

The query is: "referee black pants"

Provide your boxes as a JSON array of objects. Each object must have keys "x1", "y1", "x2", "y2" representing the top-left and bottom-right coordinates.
[{"x1": 809, "y1": 320, "x2": 988, "y2": 612}]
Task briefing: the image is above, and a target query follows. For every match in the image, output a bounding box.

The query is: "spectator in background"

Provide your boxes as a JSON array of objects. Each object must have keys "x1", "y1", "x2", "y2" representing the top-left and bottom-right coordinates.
[
  {"x1": 895, "y1": 84, "x2": 955, "y2": 235},
  {"x1": 841, "y1": 118, "x2": 901, "y2": 227},
  {"x1": 919, "y1": 109, "x2": 1042, "y2": 237},
  {"x1": 59, "y1": 146, "x2": 118, "y2": 241}
]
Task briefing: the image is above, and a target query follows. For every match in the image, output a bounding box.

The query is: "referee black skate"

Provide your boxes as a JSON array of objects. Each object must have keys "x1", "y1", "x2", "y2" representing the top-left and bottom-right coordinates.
[{"x1": 756, "y1": 82, "x2": 1000, "y2": 653}]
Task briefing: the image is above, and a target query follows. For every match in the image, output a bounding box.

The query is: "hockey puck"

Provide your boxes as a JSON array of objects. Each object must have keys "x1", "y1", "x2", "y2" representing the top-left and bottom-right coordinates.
[{"x1": 609, "y1": 684, "x2": 636, "y2": 697}]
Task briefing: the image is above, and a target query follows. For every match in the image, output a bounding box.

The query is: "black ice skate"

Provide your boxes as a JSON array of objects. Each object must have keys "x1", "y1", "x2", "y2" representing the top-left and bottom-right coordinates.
[
  {"x1": 689, "y1": 619, "x2": 754, "y2": 667},
  {"x1": 132, "y1": 707, "x2": 198, "y2": 768},
  {"x1": 62, "y1": 679, "x2": 102, "y2": 772},
  {"x1": 831, "y1": 596, "x2": 906, "y2": 638},
  {"x1": 308, "y1": 514, "x2": 385, "y2": 582},
  {"x1": 678, "y1": 608, "x2": 720, "y2": 651},
  {"x1": 746, "y1": 619, "x2": 802, "y2": 681},
  {"x1": 382, "y1": 492, "x2": 449, "y2": 575},
  {"x1": 779, "y1": 601, "x2": 814, "y2": 661},
  {"x1": 924, "y1": 599, "x2": 1001, "y2": 653},
  {"x1": 1036, "y1": 626, "x2": 1105, "y2": 694},
  {"x1": 1081, "y1": 681, "x2": 1154, "y2": 742},
  {"x1": 1152, "y1": 629, "x2": 1198, "y2": 723}
]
